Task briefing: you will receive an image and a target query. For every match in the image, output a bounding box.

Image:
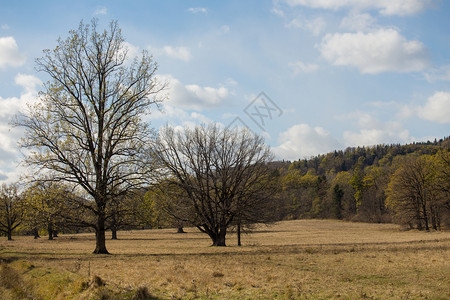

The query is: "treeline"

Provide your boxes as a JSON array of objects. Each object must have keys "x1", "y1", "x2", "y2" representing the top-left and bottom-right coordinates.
[
  {"x1": 0, "y1": 181, "x2": 152, "y2": 240},
  {"x1": 1, "y1": 137, "x2": 449, "y2": 242},
  {"x1": 270, "y1": 137, "x2": 450, "y2": 229}
]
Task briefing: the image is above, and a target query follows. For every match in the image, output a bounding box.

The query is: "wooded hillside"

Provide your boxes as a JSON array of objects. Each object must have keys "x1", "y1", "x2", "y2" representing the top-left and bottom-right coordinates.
[{"x1": 270, "y1": 137, "x2": 450, "y2": 229}]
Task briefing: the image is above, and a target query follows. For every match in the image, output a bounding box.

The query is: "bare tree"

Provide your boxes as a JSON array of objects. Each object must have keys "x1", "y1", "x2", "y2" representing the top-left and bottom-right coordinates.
[
  {"x1": 16, "y1": 20, "x2": 163, "y2": 253},
  {"x1": 154, "y1": 124, "x2": 275, "y2": 246},
  {"x1": 386, "y1": 155, "x2": 442, "y2": 230},
  {"x1": 0, "y1": 184, "x2": 24, "y2": 240}
]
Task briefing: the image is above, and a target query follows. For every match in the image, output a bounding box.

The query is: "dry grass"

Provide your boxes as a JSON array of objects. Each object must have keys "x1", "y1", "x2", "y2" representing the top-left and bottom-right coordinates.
[{"x1": 1, "y1": 220, "x2": 449, "y2": 299}]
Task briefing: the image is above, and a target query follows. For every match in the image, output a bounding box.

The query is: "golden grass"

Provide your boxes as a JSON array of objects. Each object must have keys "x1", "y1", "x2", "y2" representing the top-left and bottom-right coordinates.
[{"x1": 1, "y1": 220, "x2": 449, "y2": 299}]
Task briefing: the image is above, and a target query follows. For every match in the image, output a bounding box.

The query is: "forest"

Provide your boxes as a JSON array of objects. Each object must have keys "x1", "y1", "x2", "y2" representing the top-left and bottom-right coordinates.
[
  {"x1": 269, "y1": 137, "x2": 450, "y2": 229},
  {"x1": 2, "y1": 136, "x2": 449, "y2": 244}
]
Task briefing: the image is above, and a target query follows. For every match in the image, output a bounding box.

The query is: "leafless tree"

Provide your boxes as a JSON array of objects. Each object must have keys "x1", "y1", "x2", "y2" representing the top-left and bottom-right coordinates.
[
  {"x1": 154, "y1": 124, "x2": 275, "y2": 246},
  {"x1": 15, "y1": 20, "x2": 164, "y2": 253}
]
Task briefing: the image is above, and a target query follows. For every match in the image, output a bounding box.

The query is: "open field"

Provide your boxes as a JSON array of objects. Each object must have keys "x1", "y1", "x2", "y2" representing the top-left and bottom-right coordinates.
[{"x1": 1, "y1": 220, "x2": 449, "y2": 299}]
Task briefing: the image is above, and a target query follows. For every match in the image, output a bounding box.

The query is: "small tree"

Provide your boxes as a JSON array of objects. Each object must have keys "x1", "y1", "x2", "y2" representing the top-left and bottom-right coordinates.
[
  {"x1": 23, "y1": 181, "x2": 69, "y2": 240},
  {"x1": 0, "y1": 184, "x2": 24, "y2": 240},
  {"x1": 154, "y1": 124, "x2": 275, "y2": 246},
  {"x1": 16, "y1": 20, "x2": 163, "y2": 253}
]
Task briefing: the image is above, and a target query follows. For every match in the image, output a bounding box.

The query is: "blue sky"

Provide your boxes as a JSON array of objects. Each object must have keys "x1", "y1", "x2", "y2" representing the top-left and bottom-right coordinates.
[{"x1": 0, "y1": 0, "x2": 449, "y2": 183}]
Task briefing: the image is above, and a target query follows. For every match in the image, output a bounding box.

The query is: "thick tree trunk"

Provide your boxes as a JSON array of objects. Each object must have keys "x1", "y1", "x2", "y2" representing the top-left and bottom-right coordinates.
[
  {"x1": 93, "y1": 213, "x2": 109, "y2": 254},
  {"x1": 211, "y1": 227, "x2": 227, "y2": 246},
  {"x1": 7, "y1": 229, "x2": 12, "y2": 241},
  {"x1": 111, "y1": 228, "x2": 117, "y2": 240},
  {"x1": 48, "y1": 223, "x2": 54, "y2": 240},
  {"x1": 177, "y1": 226, "x2": 185, "y2": 233}
]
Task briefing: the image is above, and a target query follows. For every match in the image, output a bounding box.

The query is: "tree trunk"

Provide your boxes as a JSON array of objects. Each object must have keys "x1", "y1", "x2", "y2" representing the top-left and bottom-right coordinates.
[
  {"x1": 430, "y1": 205, "x2": 437, "y2": 230},
  {"x1": 211, "y1": 227, "x2": 227, "y2": 246},
  {"x1": 93, "y1": 213, "x2": 109, "y2": 254},
  {"x1": 422, "y1": 202, "x2": 429, "y2": 231},
  {"x1": 177, "y1": 226, "x2": 185, "y2": 233},
  {"x1": 111, "y1": 228, "x2": 117, "y2": 240},
  {"x1": 237, "y1": 223, "x2": 241, "y2": 246},
  {"x1": 33, "y1": 228, "x2": 40, "y2": 239},
  {"x1": 48, "y1": 223, "x2": 54, "y2": 240},
  {"x1": 7, "y1": 229, "x2": 12, "y2": 241}
]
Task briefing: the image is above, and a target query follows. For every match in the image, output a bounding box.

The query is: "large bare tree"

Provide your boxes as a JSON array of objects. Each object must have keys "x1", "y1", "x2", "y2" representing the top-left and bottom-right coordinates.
[
  {"x1": 154, "y1": 124, "x2": 275, "y2": 246},
  {"x1": 16, "y1": 20, "x2": 163, "y2": 253}
]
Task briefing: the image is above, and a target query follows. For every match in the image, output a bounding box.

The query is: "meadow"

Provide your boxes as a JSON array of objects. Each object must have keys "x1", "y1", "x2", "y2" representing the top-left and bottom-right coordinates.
[{"x1": 0, "y1": 220, "x2": 449, "y2": 299}]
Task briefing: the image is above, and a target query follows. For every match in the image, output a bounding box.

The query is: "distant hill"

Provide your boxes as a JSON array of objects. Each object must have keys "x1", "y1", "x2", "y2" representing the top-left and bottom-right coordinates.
[
  {"x1": 269, "y1": 136, "x2": 450, "y2": 228},
  {"x1": 284, "y1": 136, "x2": 450, "y2": 175}
]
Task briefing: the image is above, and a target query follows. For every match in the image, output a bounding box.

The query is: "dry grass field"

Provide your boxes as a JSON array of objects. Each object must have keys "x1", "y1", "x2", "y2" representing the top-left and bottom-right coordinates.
[{"x1": 1, "y1": 220, "x2": 449, "y2": 299}]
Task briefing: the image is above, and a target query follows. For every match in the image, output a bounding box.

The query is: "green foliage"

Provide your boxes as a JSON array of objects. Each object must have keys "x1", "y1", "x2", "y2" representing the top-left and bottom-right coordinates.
[
  {"x1": 276, "y1": 137, "x2": 449, "y2": 225},
  {"x1": 0, "y1": 184, "x2": 24, "y2": 240}
]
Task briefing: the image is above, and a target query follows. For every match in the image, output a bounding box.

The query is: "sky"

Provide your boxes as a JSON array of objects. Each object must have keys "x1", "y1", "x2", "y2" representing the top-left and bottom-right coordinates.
[{"x1": 0, "y1": 0, "x2": 449, "y2": 183}]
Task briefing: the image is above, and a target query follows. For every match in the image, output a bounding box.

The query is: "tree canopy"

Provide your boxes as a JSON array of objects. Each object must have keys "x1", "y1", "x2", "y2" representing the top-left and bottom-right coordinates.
[
  {"x1": 154, "y1": 124, "x2": 275, "y2": 246},
  {"x1": 16, "y1": 19, "x2": 164, "y2": 253}
]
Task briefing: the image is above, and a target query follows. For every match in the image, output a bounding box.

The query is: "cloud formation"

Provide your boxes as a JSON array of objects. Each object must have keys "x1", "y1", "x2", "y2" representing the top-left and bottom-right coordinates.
[
  {"x1": 0, "y1": 74, "x2": 41, "y2": 118},
  {"x1": 157, "y1": 75, "x2": 229, "y2": 111},
  {"x1": 417, "y1": 91, "x2": 450, "y2": 124},
  {"x1": 0, "y1": 73, "x2": 41, "y2": 183},
  {"x1": 0, "y1": 36, "x2": 26, "y2": 68},
  {"x1": 274, "y1": 124, "x2": 342, "y2": 160},
  {"x1": 339, "y1": 111, "x2": 411, "y2": 146},
  {"x1": 283, "y1": 0, "x2": 430, "y2": 16},
  {"x1": 151, "y1": 46, "x2": 191, "y2": 62},
  {"x1": 320, "y1": 29, "x2": 429, "y2": 74}
]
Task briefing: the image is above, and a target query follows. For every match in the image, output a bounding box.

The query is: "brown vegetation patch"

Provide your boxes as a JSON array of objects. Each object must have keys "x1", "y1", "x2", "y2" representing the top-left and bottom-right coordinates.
[{"x1": 0, "y1": 220, "x2": 449, "y2": 299}]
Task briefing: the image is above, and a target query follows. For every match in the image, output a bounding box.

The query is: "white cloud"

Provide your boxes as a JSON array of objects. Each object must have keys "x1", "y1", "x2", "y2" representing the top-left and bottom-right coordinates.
[
  {"x1": 0, "y1": 36, "x2": 26, "y2": 68},
  {"x1": 286, "y1": 16, "x2": 326, "y2": 36},
  {"x1": 157, "y1": 74, "x2": 229, "y2": 111},
  {"x1": 343, "y1": 125, "x2": 411, "y2": 146},
  {"x1": 94, "y1": 6, "x2": 107, "y2": 16},
  {"x1": 0, "y1": 74, "x2": 41, "y2": 183},
  {"x1": 320, "y1": 28, "x2": 429, "y2": 74},
  {"x1": 1, "y1": 24, "x2": 9, "y2": 30},
  {"x1": 188, "y1": 7, "x2": 208, "y2": 14},
  {"x1": 151, "y1": 46, "x2": 191, "y2": 62},
  {"x1": 0, "y1": 74, "x2": 41, "y2": 118},
  {"x1": 340, "y1": 112, "x2": 411, "y2": 146},
  {"x1": 15, "y1": 73, "x2": 42, "y2": 94},
  {"x1": 340, "y1": 12, "x2": 376, "y2": 32},
  {"x1": 283, "y1": 0, "x2": 430, "y2": 16},
  {"x1": 289, "y1": 60, "x2": 319, "y2": 73},
  {"x1": 273, "y1": 124, "x2": 342, "y2": 160},
  {"x1": 417, "y1": 91, "x2": 450, "y2": 124}
]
